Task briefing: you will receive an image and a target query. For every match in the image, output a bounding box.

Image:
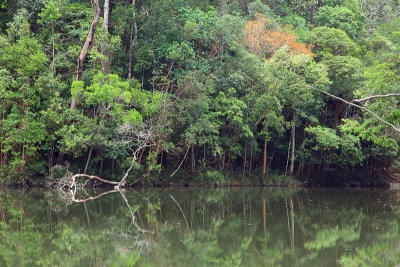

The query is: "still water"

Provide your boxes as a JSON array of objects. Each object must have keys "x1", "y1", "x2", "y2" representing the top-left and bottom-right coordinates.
[{"x1": 0, "y1": 188, "x2": 399, "y2": 266}]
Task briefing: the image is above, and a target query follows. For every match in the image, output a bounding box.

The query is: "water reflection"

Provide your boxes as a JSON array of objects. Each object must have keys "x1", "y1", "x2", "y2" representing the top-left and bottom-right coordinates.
[{"x1": 0, "y1": 188, "x2": 399, "y2": 266}]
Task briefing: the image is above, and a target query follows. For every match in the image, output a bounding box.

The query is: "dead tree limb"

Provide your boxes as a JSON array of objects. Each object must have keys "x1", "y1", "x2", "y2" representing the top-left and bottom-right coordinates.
[
  {"x1": 294, "y1": 84, "x2": 400, "y2": 133},
  {"x1": 55, "y1": 123, "x2": 157, "y2": 190},
  {"x1": 70, "y1": 174, "x2": 120, "y2": 187}
]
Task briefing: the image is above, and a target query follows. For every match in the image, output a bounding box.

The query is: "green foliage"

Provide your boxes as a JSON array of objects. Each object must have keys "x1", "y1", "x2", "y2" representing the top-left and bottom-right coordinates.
[
  {"x1": 248, "y1": 0, "x2": 274, "y2": 18},
  {"x1": 314, "y1": 6, "x2": 365, "y2": 39},
  {"x1": 0, "y1": 0, "x2": 399, "y2": 184},
  {"x1": 38, "y1": 0, "x2": 61, "y2": 25},
  {"x1": 340, "y1": 243, "x2": 399, "y2": 267},
  {"x1": 308, "y1": 26, "x2": 359, "y2": 56},
  {"x1": 306, "y1": 126, "x2": 341, "y2": 150},
  {"x1": 320, "y1": 54, "x2": 364, "y2": 97}
]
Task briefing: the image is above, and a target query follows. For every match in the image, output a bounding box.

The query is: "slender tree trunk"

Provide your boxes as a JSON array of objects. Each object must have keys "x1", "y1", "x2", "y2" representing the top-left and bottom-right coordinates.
[
  {"x1": 243, "y1": 139, "x2": 247, "y2": 178},
  {"x1": 203, "y1": 144, "x2": 206, "y2": 168},
  {"x1": 191, "y1": 146, "x2": 195, "y2": 171},
  {"x1": 127, "y1": 0, "x2": 138, "y2": 79},
  {"x1": 51, "y1": 23, "x2": 56, "y2": 78},
  {"x1": 101, "y1": 0, "x2": 111, "y2": 75},
  {"x1": 70, "y1": 0, "x2": 101, "y2": 109},
  {"x1": 285, "y1": 135, "x2": 291, "y2": 175},
  {"x1": 0, "y1": 102, "x2": 5, "y2": 170},
  {"x1": 84, "y1": 147, "x2": 93, "y2": 174},
  {"x1": 296, "y1": 123, "x2": 307, "y2": 176},
  {"x1": 261, "y1": 135, "x2": 268, "y2": 181},
  {"x1": 248, "y1": 141, "x2": 253, "y2": 175},
  {"x1": 289, "y1": 111, "x2": 296, "y2": 176}
]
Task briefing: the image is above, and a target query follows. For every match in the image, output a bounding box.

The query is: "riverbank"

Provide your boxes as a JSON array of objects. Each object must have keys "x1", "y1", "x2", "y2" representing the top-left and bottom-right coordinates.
[{"x1": 2, "y1": 169, "x2": 398, "y2": 189}]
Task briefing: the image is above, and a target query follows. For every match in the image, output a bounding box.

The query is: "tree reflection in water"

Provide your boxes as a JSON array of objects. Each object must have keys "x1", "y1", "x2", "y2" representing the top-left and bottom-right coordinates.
[{"x1": 0, "y1": 188, "x2": 399, "y2": 266}]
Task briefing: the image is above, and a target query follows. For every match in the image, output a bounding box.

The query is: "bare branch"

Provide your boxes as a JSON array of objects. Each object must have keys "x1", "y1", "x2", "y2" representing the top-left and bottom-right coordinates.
[
  {"x1": 70, "y1": 174, "x2": 120, "y2": 186},
  {"x1": 353, "y1": 93, "x2": 400, "y2": 103},
  {"x1": 294, "y1": 84, "x2": 400, "y2": 133},
  {"x1": 170, "y1": 148, "x2": 189, "y2": 177},
  {"x1": 52, "y1": 123, "x2": 159, "y2": 190}
]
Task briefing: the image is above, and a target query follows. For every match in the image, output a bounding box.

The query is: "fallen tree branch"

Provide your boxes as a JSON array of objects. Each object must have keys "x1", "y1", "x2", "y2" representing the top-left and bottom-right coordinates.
[
  {"x1": 53, "y1": 123, "x2": 158, "y2": 190},
  {"x1": 70, "y1": 174, "x2": 120, "y2": 186},
  {"x1": 294, "y1": 84, "x2": 400, "y2": 133}
]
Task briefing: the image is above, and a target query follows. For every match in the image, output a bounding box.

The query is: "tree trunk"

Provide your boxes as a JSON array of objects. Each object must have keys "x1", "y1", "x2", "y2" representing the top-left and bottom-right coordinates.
[
  {"x1": 60, "y1": 0, "x2": 101, "y2": 164},
  {"x1": 296, "y1": 122, "x2": 308, "y2": 176},
  {"x1": 84, "y1": 147, "x2": 93, "y2": 174},
  {"x1": 261, "y1": 135, "x2": 268, "y2": 181},
  {"x1": 70, "y1": 0, "x2": 101, "y2": 109},
  {"x1": 51, "y1": 23, "x2": 56, "y2": 78},
  {"x1": 103, "y1": 0, "x2": 109, "y2": 31},
  {"x1": 101, "y1": 0, "x2": 111, "y2": 75},
  {"x1": 289, "y1": 111, "x2": 297, "y2": 176},
  {"x1": 248, "y1": 141, "x2": 253, "y2": 175},
  {"x1": 243, "y1": 139, "x2": 247, "y2": 178},
  {"x1": 127, "y1": 0, "x2": 138, "y2": 79}
]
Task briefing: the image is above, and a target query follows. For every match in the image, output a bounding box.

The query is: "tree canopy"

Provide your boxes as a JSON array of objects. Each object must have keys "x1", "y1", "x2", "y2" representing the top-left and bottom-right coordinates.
[{"x1": 0, "y1": 0, "x2": 399, "y2": 186}]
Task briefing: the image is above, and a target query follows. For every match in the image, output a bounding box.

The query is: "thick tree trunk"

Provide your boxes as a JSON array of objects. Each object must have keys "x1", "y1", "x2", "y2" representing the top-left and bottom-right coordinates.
[{"x1": 70, "y1": 0, "x2": 101, "y2": 109}]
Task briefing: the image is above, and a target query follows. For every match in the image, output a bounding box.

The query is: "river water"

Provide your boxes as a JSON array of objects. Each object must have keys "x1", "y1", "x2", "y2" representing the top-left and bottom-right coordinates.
[{"x1": 0, "y1": 188, "x2": 399, "y2": 266}]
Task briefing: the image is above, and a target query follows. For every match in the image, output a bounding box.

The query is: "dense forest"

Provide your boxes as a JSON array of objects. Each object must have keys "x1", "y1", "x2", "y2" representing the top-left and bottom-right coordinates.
[{"x1": 0, "y1": 0, "x2": 399, "y2": 186}]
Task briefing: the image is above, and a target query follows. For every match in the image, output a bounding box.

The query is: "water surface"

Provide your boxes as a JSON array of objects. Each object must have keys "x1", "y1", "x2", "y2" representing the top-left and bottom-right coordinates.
[{"x1": 0, "y1": 188, "x2": 399, "y2": 266}]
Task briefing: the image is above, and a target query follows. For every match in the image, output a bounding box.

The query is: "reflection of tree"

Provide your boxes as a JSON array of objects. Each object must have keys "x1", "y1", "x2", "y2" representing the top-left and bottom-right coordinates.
[
  {"x1": 340, "y1": 241, "x2": 400, "y2": 266},
  {"x1": 0, "y1": 189, "x2": 400, "y2": 266},
  {"x1": 0, "y1": 190, "x2": 157, "y2": 266}
]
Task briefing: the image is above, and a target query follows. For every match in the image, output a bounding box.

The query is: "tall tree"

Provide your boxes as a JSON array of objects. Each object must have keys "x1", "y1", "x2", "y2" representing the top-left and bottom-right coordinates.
[{"x1": 70, "y1": 0, "x2": 101, "y2": 109}]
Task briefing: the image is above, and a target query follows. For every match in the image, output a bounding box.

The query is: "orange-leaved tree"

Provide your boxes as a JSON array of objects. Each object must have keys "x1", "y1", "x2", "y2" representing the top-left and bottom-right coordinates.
[{"x1": 244, "y1": 13, "x2": 313, "y2": 57}]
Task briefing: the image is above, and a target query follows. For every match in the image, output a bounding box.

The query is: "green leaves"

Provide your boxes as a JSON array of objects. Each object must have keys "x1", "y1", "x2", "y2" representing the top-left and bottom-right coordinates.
[
  {"x1": 38, "y1": 0, "x2": 61, "y2": 25},
  {"x1": 306, "y1": 126, "x2": 341, "y2": 150},
  {"x1": 307, "y1": 26, "x2": 359, "y2": 57},
  {"x1": 167, "y1": 41, "x2": 195, "y2": 62},
  {"x1": 315, "y1": 6, "x2": 365, "y2": 39}
]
